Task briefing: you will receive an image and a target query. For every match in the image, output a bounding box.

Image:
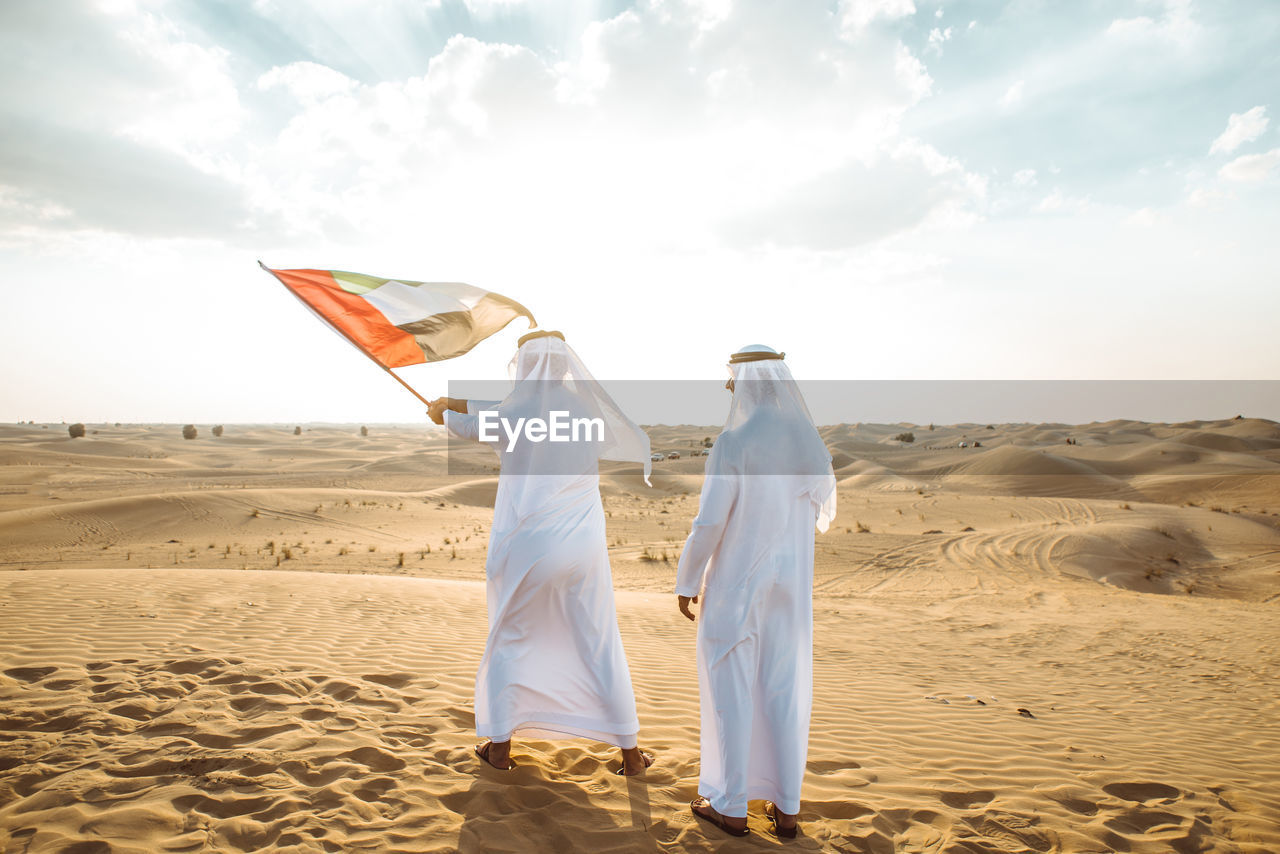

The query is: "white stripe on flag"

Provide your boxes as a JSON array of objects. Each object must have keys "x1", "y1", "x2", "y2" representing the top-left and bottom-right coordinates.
[{"x1": 360, "y1": 280, "x2": 489, "y2": 326}]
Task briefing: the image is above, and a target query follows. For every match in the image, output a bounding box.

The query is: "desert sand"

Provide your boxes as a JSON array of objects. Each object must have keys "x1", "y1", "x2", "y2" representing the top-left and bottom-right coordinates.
[{"x1": 2, "y1": 419, "x2": 1279, "y2": 853}]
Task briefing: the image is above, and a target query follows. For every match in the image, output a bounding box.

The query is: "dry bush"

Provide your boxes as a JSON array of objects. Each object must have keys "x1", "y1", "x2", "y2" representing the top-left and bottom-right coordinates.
[
  {"x1": 182, "y1": 424, "x2": 197, "y2": 440},
  {"x1": 68, "y1": 423, "x2": 85, "y2": 438},
  {"x1": 212, "y1": 425, "x2": 224, "y2": 437}
]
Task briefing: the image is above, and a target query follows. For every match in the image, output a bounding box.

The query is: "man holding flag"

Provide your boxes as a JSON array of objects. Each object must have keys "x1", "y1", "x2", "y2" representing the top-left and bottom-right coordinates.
[
  {"x1": 428, "y1": 331, "x2": 655, "y2": 776},
  {"x1": 261, "y1": 264, "x2": 654, "y2": 775}
]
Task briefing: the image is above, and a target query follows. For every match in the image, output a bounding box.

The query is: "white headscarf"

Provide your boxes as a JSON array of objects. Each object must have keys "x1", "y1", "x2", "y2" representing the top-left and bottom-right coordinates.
[
  {"x1": 501, "y1": 333, "x2": 652, "y2": 484},
  {"x1": 723, "y1": 344, "x2": 837, "y2": 531}
]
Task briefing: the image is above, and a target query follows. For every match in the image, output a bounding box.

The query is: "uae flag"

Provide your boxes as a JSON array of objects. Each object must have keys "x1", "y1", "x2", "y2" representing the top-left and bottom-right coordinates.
[{"x1": 260, "y1": 263, "x2": 536, "y2": 368}]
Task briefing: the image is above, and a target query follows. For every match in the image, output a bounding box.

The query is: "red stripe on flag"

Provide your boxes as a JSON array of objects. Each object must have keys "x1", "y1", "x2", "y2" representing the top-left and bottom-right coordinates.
[{"x1": 270, "y1": 268, "x2": 425, "y2": 369}]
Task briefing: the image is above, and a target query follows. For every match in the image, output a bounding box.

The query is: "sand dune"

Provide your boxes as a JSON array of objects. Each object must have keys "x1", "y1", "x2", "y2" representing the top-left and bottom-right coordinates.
[
  {"x1": 1, "y1": 419, "x2": 1279, "y2": 852},
  {"x1": 3, "y1": 569, "x2": 1278, "y2": 853}
]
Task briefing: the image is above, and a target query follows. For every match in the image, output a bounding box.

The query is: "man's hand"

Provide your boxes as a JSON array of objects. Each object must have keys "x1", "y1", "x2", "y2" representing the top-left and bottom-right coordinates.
[
  {"x1": 426, "y1": 397, "x2": 449, "y2": 425},
  {"x1": 428, "y1": 397, "x2": 469, "y2": 425},
  {"x1": 678, "y1": 595, "x2": 698, "y2": 622}
]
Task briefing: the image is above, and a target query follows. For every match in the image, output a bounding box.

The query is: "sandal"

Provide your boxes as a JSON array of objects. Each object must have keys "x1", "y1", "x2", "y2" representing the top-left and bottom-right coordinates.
[
  {"x1": 474, "y1": 741, "x2": 516, "y2": 771},
  {"x1": 764, "y1": 801, "x2": 798, "y2": 839},
  {"x1": 691, "y1": 797, "x2": 749, "y2": 837}
]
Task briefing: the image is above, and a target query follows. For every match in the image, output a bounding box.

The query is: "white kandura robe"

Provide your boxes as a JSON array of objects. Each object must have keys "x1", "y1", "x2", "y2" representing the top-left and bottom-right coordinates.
[
  {"x1": 445, "y1": 398, "x2": 640, "y2": 748},
  {"x1": 675, "y1": 415, "x2": 835, "y2": 817}
]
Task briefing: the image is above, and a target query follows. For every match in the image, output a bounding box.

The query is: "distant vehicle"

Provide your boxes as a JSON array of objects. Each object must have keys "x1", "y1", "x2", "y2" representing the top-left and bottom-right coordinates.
[
  {"x1": 650, "y1": 452, "x2": 665, "y2": 462},
  {"x1": 667, "y1": 451, "x2": 680, "y2": 460}
]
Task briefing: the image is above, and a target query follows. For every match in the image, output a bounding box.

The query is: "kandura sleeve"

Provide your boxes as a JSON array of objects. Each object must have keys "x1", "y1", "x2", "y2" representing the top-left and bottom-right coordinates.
[
  {"x1": 443, "y1": 409, "x2": 479, "y2": 441},
  {"x1": 444, "y1": 398, "x2": 504, "y2": 442},
  {"x1": 675, "y1": 448, "x2": 739, "y2": 598}
]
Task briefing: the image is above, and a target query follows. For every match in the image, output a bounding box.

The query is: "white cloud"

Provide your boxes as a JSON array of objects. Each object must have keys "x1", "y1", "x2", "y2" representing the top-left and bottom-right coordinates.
[
  {"x1": 1185, "y1": 187, "x2": 1226, "y2": 209},
  {"x1": 1000, "y1": 80, "x2": 1024, "y2": 108},
  {"x1": 1125, "y1": 207, "x2": 1159, "y2": 227},
  {"x1": 719, "y1": 142, "x2": 981, "y2": 250},
  {"x1": 0, "y1": 185, "x2": 72, "y2": 224},
  {"x1": 258, "y1": 61, "x2": 357, "y2": 105},
  {"x1": 1219, "y1": 148, "x2": 1280, "y2": 183},
  {"x1": 110, "y1": 11, "x2": 246, "y2": 157},
  {"x1": 1036, "y1": 189, "x2": 1090, "y2": 213},
  {"x1": 0, "y1": 2, "x2": 259, "y2": 238},
  {"x1": 1012, "y1": 168, "x2": 1037, "y2": 187},
  {"x1": 461, "y1": 0, "x2": 524, "y2": 15},
  {"x1": 839, "y1": 0, "x2": 916, "y2": 37},
  {"x1": 926, "y1": 26, "x2": 953, "y2": 55},
  {"x1": 233, "y1": 1, "x2": 953, "y2": 252},
  {"x1": 1209, "y1": 106, "x2": 1269, "y2": 155},
  {"x1": 1106, "y1": 0, "x2": 1197, "y2": 44}
]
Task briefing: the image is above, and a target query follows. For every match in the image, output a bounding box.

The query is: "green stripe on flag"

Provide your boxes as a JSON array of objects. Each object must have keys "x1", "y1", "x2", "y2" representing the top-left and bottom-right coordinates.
[{"x1": 330, "y1": 270, "x2": 422, "y2": 295}]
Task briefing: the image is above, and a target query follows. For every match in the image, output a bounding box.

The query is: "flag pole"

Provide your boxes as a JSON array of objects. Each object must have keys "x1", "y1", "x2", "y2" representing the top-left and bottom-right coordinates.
[{"x1": 259, "y1": 261, "x2": 433, "y2": 408}]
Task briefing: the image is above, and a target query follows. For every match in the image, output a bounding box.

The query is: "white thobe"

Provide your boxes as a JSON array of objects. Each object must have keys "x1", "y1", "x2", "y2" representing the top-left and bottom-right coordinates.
[
  {"x1": 445, "y1": 399, "x2": 640, "y2": 747},
  {"x1": 675, "y1": 426, "x2": 831, "y2": 817}
]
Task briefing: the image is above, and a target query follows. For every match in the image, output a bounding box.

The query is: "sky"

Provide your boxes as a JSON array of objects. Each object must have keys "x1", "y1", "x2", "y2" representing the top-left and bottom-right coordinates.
[{"x1": 1, "y1": 0, "x2": 1278, "y2": 424}]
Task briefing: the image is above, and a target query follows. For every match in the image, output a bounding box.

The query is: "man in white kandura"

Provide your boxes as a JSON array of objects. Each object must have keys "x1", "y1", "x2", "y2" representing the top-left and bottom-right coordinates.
[
  {"x1": 426, "y1": 330, "x2": 655, "y2": 776},
  {"x1": 676, "y1": 345, "x2": 837, "y2": 839}
]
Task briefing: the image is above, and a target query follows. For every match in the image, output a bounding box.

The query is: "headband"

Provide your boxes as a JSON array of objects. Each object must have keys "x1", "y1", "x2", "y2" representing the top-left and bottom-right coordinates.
[
  {"x1": 729, "y1": 350, "x2": 785, "y2": 364},
  {"x1": 518, "y1": 329, "x2": 566, "y2": 348}
]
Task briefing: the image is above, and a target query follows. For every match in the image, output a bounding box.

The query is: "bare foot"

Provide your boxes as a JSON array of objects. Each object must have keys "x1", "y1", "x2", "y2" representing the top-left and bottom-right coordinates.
[
  {"x1": 618, "y1": 747, "x2": 655, "y2": 776},
  {"x1": 691, "y1": 796, "x2": 749, "y2": 836},
  {"x1": 475, "y1": 740, "x2": 515, "y2": 770}
]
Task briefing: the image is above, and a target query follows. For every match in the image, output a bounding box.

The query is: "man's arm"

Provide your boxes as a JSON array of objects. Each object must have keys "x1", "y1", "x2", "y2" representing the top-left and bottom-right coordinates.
[{"x1": 674, "y1": 465, "x2": 738, "y2": 620}]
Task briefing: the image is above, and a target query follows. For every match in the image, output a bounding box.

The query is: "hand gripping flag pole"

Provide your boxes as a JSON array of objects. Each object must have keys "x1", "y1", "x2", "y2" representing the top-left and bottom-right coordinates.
[{"x1": 259, "y1": 261, "x2": 536, "y2": 407}]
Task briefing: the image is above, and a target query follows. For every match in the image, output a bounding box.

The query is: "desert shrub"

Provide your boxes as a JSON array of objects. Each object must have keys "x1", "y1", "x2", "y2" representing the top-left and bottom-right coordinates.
[
  {"x1": 360, "y1": 426, "x2": 368, "y2": 437},
  {"x1": 212, "y1": 425, "x2": 224, "y2": 437},
  {"x1": 893, "y1": 432, "x2": 915, "y2": 443},
  {"x1": 68, "y1": 423, "x2": 85, "y2": 438},
  {"x1": 294, "y1": 426, "x2": 302, "y2": 435},
  {"x1": 182, "y1": 424, "x2": 197, "y2": 440}
]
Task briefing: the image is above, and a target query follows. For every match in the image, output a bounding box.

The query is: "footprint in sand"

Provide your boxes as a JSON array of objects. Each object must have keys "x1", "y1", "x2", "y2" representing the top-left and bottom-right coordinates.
[
  {"x1": 337, "y1": 746, "x2": 406, "y2": 773},
  {"x1": 361, "y1": 672, "x2": 415, "y2": 688},
  {"x1": 1102, "y1": 781, "x2": 1181, "y2": 804},
  {"x1": 969, "y1": 811, "x2": 1057, "y2": 853},
  {"x1": 1103, "y1": 808, "x2": 1185, "y2": 835},
  {"x1": 939, "y1": 790, "x2": 995, "y2": 810},
  {"x1": 3, "y1": 666, "x2": 58, "y2": 682}
]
